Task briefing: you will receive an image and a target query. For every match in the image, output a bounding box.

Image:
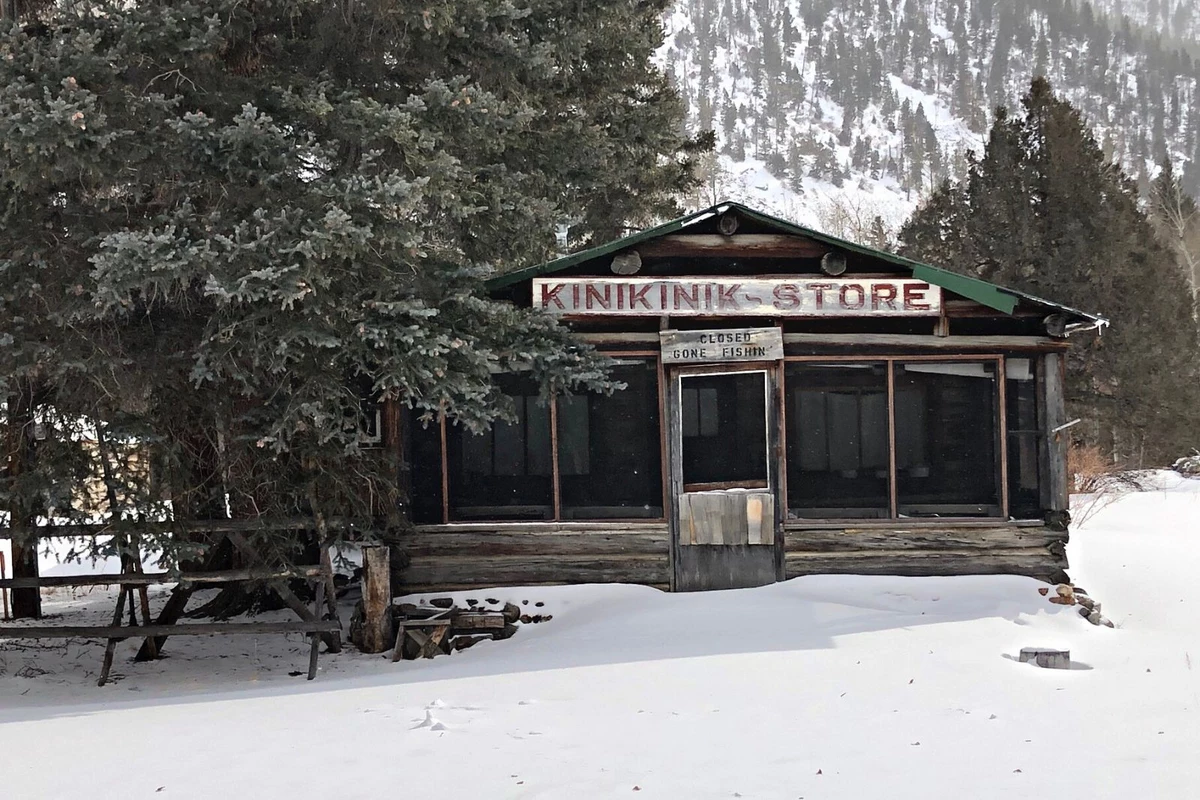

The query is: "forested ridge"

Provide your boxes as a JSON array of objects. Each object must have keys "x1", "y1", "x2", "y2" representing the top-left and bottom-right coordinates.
[{"x1": 663, "y1": 0, "x2": 1200, "y2": 222}]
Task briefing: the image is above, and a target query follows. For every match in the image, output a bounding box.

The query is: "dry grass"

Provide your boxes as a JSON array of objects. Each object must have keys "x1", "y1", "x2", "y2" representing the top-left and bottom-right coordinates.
[{"x1": 1069, "y1": 444, "x2": 1149, "y2": 526}]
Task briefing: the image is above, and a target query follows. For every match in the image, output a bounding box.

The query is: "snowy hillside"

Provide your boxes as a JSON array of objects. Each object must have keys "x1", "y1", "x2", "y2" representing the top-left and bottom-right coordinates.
[
  {"x1": 661, "y1": 0, "x2": 1200, "y2": 239},
  {"x1": 3, "y1": 473, "x2": 1200, "y2": 797}
]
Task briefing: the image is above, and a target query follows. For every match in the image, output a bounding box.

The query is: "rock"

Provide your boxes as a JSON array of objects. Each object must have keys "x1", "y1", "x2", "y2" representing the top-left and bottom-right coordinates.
[
  {"x1": 1019, "y1": 648, "x2": 1070, "y2": 669},
  {"x1": 535, "y1": 601, "x2": 545, "y2": 607},
  {"x1": 1087, "y1": 610, "x2": 1103, "y2": 625},
  {"x1": 522, "y1": 600, "x2": 529, "y2": 605},
  {"x1": 494, "y1": 623, "x2": 519, "y2": 640},
  {"x1": 1079, "y1": 606, "x2": 1092, "y2": 619},
  {"x1": 1049, "y1": 596, "x2": 1075, "y2": 605},
  {"x1": 452, "y1": 634, "x2": 490, "y2": 652},
  {"x1": 519, "y1": 614, "x2": 532, "y2": 624},
  {"x1": 485, "y1": 597, "x2": 500, "y2": 605},
  {"x1": 1037, "y1": 587, "x2": 1050, "y2": 596},
  {"x1": 1076, "y1": 595, "x2": 1096, "y2": 611},
  {"x1": 502, "y1": 603, "x2": 521, "y2": 623},
  {"x1": 1055, "y1": 584, "x2": 1075, "y2": 601},
  {"x1": 429, "y1": 597, "x2": 454, "y2": 609},
  {"x1": 466, "y1": 598, "x2": 478, "y2": 607}
]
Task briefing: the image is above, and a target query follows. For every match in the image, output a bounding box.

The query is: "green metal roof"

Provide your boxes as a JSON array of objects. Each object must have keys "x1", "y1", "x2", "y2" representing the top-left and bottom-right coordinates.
[{"x1": 487, "y1": 201, "x2": 1107, "y2": 328}]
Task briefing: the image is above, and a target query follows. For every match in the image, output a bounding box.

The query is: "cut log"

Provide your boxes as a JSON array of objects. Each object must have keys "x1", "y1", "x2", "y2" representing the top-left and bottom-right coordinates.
[
  {"x1": 357, "y1": 546, "x2": 394, "y2": 654},
  {"x1": 450, "y1": 613, "x2": 505, "y2": 631}
]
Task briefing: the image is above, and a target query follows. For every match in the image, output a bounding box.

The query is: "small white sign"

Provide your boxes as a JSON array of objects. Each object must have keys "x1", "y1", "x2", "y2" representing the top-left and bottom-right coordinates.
[{"x1": 660, "y1": 328, "x2": 784, "y2": 364}]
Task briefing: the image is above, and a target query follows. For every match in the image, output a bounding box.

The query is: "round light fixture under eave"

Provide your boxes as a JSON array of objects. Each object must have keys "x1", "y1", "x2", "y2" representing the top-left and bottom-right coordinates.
[
  {"x1": 821, "y1": 251, "x2": 848, "y2": 276},
  {"x1": 611, "y1": 250, "x2": 642, "y2": 275}
]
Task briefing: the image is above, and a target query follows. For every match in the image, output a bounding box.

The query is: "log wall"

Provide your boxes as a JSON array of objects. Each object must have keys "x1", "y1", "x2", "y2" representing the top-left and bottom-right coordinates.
[
  {"x1": 394, "y1": 521, "x2": 1068, "y2": 594},
  {"x1": 394, "y1": 523, "x2": 672, "y2": 594},
  {"x1": 784, "y1": 524, "x2": 1068, "y2": 583}
]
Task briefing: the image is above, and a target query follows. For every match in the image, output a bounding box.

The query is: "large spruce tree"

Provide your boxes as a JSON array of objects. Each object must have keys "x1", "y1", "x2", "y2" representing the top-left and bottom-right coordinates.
[
  {"x1": 900, "y1": 78, "x2": 1199, "y2": 465},
  {"x1": 0, "y1": 1, "x2": 706, "y2": 614}
]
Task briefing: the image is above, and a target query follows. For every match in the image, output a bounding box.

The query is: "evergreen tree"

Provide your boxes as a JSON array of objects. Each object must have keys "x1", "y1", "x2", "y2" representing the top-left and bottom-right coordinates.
[
  {"x1": 0, "y1": 0, "x2": 708, "y2": 608},
  {"x1": 900, "y1": 78, "x2": 1199, "y2": 464}
]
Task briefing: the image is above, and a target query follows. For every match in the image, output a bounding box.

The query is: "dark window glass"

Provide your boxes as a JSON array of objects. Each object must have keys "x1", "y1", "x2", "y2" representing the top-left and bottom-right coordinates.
[
  {"x1": 447, "y1": 374, "x2": 553, "y2": 520},
  {"x1": 1006, "y1": 358, "x2": 1042, "y2": 519},
  {"x1": 785, "y1": 363, "x2": 889, "y2": 518},
  {"x1": 408, "y1": 411, "x2": 443, "y2": 524},
  {"x1": 680, "y1": 371, "x2": 768, "y2": 487},
  {"x1": 558, "y1": 360, "x2": 663, "y2": 519},
  {"x1": 895, "y1": 362, "x2": 1000, "y2": 517}
]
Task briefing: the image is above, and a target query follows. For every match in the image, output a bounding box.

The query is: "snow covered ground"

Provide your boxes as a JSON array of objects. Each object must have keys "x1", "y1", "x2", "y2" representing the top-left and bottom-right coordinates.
[{"x1": 2, "y1": 473, "x2": 1198, "y2": 798}]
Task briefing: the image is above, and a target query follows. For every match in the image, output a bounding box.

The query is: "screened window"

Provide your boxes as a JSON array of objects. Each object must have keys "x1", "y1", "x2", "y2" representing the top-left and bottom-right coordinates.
[
  {"x1": 1006, "y1": 358, "x2": 1041, "y2": 519},
  {"x1": 785, "y1": 363, "x2": 890, "y2": 518},
  {"x1": 895, "y1": 362, "x2": 1000, "y2": 516},
  {"x1": 408, "y1": 412, "x2": 444, "y2": 525},
  {"x1": 680, "y1": 371, "x2": 768, "y2": 488},
  {"x1": 558, "y1": 359, "x2": 663, "y2": 519},
  {"x1": 446, "y1": 374, "x2": 553, "y2": 520}
]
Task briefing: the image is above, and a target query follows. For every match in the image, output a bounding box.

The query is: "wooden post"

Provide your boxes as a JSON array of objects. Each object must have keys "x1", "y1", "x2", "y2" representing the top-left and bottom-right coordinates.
[
  {"x1": 1040, "y1": 353, "x2": 1069, "y2": 513},
  {"x1": 359, "y1": 545, "x2": 394, "y2": 653}
]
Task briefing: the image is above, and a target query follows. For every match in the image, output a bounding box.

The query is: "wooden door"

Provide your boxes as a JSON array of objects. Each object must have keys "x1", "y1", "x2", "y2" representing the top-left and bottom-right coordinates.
[{"x1": 668, "y1": 365, "x2": 783, "y2": 591}]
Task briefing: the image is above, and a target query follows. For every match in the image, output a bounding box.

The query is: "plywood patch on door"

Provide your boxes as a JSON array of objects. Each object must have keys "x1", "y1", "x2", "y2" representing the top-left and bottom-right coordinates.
[{"x1": 678, "y1": 491, "x2": 775, "y2": 546}]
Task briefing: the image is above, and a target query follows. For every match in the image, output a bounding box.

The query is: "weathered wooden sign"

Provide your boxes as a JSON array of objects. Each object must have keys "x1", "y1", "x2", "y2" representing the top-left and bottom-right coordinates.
[
  {"x1": 533, "y1": 277, "x2": 942, "y2": 317},
  {"x1": 660, "y1": 328, "x2": 784, "y2": 364}
]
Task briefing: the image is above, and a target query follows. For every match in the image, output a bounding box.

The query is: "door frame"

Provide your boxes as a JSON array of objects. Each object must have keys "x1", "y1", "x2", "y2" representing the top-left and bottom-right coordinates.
[{"x1": 665, "y1": 360, "x2": 785, "y2": 590}]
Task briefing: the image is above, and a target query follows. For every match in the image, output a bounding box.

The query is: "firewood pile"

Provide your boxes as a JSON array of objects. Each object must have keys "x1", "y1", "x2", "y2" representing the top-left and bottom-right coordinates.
[{"x1": 391, "y1": 597, "x2": 552, "y2": 661}]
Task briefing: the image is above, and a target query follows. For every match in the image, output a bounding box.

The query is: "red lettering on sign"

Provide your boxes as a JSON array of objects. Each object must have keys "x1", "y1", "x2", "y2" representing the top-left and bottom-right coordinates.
[
  {"x1": 772, "y1": 284, "x2": 800, "y2": 310},
  {"x1": 674, "y1": 283, "x2": 701, "y2": 311},
  {"x1": 585, "y1": 283, "x2": 612, "y2": 310},
  {"x1": 660, "y1": 283, "x2": 668, "y2": 309},
  {"x1": 717, "y1": 283, "x2": 742, "y2": 309},
  {"x1": 629, "y1": 283, "x2": 653, "y2": 309},
  {"x1": 540, "y1": 283, "x2": 567, "y2": 309},
  {"x1": 840, "y1": 283, "x2": 866, "y2": 310},
  {"x1": 810, "y1": 282, "x2": 835, "y2": 309},
  {"x1": 871, "y1": 283, "x2": 898, "y2": 311},
  {"x1": 903, "y1": 283, "x2": 931, "y2": 311}
]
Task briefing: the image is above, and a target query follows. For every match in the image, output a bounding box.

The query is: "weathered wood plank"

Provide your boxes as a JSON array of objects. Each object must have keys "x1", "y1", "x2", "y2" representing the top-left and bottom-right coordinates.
[
  {"x1": 0, "y1": 566, "x2": 326, "y2": 590},
  {"x1": 0, "y1": 621, "x2": 341, "y2": 639},
  {"x1": 784, "y1": 549, "x2": 1066, "y2": 580},
  {"x1": 637, "y1": 234, "x2": 826, "y2": 258},
  {"x1": 784, "y1": 526, "x2": 1066, "y2": 552},
  {"x1": 400, "y1": 583, "x2": 672, "y2": 595},
  {"x1": 398, "y1": 555, "x2": 669, "y2": 587},
  {"x1": 1042, "y1": 352, "x2": 1070, "y2": 512},
  {"x1": 782, "y1": 333, "x2": 1069, "y2": 351},
  {"x1": 398, "y1": 530, "x2": 670, "y2": 559},
  {"x1": 413, "y1": 522, "x2": 668, "y2": 534},
  {"x1": 0, "y1": 516, "x2": 377, "y2": 540}
]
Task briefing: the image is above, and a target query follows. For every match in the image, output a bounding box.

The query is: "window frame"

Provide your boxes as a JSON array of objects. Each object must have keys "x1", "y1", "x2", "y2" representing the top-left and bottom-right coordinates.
[
  {"x1": 431, "y1": 351, "x2": 669, "y2": 524},
  {"x1": 782, "y1": 354, "x2": 1013, "y2": 523}
]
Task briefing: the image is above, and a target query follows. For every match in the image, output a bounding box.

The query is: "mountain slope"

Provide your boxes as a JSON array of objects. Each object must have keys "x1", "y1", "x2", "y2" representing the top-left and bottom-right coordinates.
[{"x1": 661, "y1": 0, "x2": 1200, "y2": 238}]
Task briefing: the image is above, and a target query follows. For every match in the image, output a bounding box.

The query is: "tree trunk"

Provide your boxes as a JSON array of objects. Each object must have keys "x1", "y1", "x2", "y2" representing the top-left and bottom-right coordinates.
[{"x1": 5, "y1": 389, "x2": 40, "y2": 619}]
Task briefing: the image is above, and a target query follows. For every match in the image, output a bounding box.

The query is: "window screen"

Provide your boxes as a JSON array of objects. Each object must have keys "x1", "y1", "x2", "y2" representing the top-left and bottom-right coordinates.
[
  {"x1": 1006, "y1": 358, "x2": 1041, "y2": 519},
  {"x1": 680, "y1": 371, "x2": 768, "y2": 487},
  {"x1": 895, "y1": 362, "x2": 1000, "y2": 516},
  {"x1": 407, "y1": 411, "x2": 443, "y2": 524},
  {"x1": 785, "y1": 363, "x2": 890, "y2": 518},
  {"x1": 446, "y1": 374, "x2": 553, "y2": 520},
  {"x1": 558, "y1": 360, "x2": 663, "y2": 519}
]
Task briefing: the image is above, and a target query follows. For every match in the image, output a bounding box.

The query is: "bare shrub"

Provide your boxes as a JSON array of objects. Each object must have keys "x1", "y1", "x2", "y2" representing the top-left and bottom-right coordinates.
[{"x1": 1070, "y1": 444, "x2": 1150, "y2": 526}]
